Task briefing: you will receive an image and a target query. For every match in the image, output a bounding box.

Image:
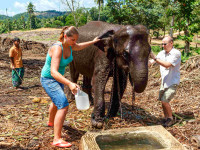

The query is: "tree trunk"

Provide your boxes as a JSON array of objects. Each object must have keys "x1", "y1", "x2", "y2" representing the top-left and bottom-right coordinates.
[
  {"x1": 156, "y1": 29, "x2": 159, "y2": 39},
  {"x1": 163, "y1": 25, "x2": 166, "y2": 38},
  {"x1": 169, "y1": 15, "x2": 174, "y2": 38},
  {"x1": 179, "y1": 23, "x2": 181, "y2": 35},
  {"x1": 98, "y1": 3, "x2": 101, "y2": 21},
  {"x1": 184, "y1": 29, "x2": 190, "y2": 54},
  {"x1": 184, "y1": 18, "x2": 190, "y2": 54},
  {"x1": 63, "y1": 0, "x2": 80, "y2": 27},
  {"x1": 149, "y1": 30, "x2": 151, "y2": 44},
  {"x1": 23, "y1": 22, "x2": 25, "y2": 29}
]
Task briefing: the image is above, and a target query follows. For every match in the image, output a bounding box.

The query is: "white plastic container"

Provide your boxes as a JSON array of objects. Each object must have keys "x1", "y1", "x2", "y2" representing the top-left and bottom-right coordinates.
[{"x1": 75, "y1": 89, "x2": 90, "y2": 110}]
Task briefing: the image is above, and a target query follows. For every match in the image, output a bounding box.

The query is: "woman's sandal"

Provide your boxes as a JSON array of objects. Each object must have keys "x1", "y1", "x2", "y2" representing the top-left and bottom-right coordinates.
[
  {"x1": 47, "y1": 121, "x2": 70, "y2": 127},
  {"x1": 47, "y1": 122, "x2": 54, "y2": 127},
  {"x1": 51, "y1": 141, "x2": 72, "y2": 148}
]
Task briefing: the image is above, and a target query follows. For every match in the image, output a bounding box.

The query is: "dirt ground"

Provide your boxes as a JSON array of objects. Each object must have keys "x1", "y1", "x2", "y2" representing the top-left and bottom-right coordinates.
[{"x1": 0, "y1": 29, "x2": 199, "y2": 150}]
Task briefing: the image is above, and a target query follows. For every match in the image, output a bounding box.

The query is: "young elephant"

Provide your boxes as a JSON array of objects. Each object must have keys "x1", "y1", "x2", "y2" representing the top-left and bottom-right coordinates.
[{"x1": 68, "y1": 21, "x2": 151, "y2": 128}]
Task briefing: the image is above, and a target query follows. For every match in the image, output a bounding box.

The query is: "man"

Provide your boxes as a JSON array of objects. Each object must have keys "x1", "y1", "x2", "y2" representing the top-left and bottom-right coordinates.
[
  {"x1": 9, "y1": 37, "x2": 24, "y2": 90},
  {"x1": 150, "y1": 36, "x2": 181, "y2": 127}
]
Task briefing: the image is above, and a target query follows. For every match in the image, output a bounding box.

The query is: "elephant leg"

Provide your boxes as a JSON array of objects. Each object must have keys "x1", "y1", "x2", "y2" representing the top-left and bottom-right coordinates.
[
  {"x1": 107, "y1": 67, "x2": 127, "y2": 118},
  {"x1": 67, "y1": 62, "x2": 79, "y2": 100},
  {"x1": 82, "y1": 76, "x2": 93, "y2": 105},
  {"x1": 132, "y1": 88, "x2": 135, "y2": 110},
  {"x1": 129, "y1": 73, "x2": 136, "y2": 110},
  {"x1": 91, "y1": 63, "x2": 110, "y2": 129}
]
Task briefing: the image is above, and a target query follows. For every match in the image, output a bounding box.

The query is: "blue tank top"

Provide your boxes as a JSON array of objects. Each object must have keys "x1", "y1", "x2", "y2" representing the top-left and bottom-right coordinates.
[{"x1": 41, "y1": 41, "x2": 73, "y2": 78}]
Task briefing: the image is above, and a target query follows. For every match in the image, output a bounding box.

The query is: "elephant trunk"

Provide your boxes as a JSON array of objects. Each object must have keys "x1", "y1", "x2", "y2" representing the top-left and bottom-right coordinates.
[{"x1": 129, "y1": 62, "x2": 148, "y2": 93}]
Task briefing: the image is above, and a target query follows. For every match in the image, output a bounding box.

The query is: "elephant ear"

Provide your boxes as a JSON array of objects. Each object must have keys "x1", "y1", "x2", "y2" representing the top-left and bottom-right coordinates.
[{"x1": 94, "y1": 30, "x2": 115, "y2": 53}]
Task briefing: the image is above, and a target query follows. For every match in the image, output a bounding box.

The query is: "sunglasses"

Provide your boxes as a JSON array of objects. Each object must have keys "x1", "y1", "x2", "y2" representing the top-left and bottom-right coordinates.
[{"x1": 162, "y1": 43, "x2": 168, "y2": 45}]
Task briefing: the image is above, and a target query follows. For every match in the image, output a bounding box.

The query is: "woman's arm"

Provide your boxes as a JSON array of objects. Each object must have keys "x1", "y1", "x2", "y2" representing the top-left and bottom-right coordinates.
[
  {"x1": 72, "y1": 37, "x2": 100, "y2": 51},
  {"x1": 50, "y1": 46, "x2": 79, "y2": 94}
]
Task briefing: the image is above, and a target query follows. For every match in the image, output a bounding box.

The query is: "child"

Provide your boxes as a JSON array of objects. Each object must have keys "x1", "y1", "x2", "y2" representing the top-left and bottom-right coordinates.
[{"x1": 9, "y1": 37, "x2": 24, "y2": 90}]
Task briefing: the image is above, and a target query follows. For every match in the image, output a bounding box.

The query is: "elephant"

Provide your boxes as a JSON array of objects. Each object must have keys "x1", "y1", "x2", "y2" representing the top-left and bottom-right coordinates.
[{"x1": 68, "y1": 21, "x2": 151, "y2": 128}]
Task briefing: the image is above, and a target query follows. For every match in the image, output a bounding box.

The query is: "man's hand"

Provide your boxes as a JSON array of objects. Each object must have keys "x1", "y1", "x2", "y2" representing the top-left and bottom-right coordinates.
[{"x1": 11, "y1": 65, "x2": 15, "y2": 70}]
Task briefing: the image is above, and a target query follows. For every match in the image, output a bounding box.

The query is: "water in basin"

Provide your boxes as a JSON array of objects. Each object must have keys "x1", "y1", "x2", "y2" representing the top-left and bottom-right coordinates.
[{"x1": 96, "y1": 132, "x2": 165, "y2": 150}]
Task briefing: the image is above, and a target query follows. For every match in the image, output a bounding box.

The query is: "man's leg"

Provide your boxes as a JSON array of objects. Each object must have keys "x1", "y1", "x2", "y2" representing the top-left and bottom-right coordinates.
[
  {"x1": 159, "y1": 87, "x2": 167, "y2": 122},
  {"x1": 162, "y1": 101, "x2": 172, "y2": 119},
  {"x1": 161, "y1": 101, "x2": 173, "y2": 127},
  {"x1": 161, "y1": 85, "x2": 178, "y2": 127}
]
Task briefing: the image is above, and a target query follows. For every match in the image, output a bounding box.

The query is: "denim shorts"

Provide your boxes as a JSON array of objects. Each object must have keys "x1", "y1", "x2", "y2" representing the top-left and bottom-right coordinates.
[
  {"x1": 158, "y1": 84, "x2": 178, "y2": 103},
  {"x1": 40, "y1": 77, "x2": 69, "y2": 109}
]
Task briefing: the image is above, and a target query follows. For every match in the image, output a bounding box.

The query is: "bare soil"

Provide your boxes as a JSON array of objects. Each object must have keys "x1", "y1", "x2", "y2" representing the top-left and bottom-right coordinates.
[{"x1": 0, "y1": 29, "x2": 199, "y2": 150}]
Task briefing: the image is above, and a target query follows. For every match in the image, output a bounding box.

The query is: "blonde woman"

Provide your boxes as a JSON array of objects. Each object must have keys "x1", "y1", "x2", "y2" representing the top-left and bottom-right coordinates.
[{"x1": 41, "y1": 26, "x2": 99, "y2": 148}]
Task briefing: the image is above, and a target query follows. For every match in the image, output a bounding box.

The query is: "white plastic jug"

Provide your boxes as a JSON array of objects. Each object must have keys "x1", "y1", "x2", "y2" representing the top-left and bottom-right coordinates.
[{"x1": 75, "y1": 89, "x2": 90, "y2": 110}]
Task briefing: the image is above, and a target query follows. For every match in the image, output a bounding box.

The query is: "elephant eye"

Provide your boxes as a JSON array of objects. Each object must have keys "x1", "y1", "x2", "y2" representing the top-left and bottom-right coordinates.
[
  {"x1": 114, "y1": 38, "x2": 118, "y2": 45},
  {"x1": 122, "y1": 51, "x2": 129, "y2": 60},
  {"x1": 123, "y1": 51, "x2": 127, "y2": 57}
]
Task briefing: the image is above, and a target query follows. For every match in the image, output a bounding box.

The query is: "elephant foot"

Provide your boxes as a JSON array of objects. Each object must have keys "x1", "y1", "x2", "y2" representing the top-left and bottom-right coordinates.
[
  {"x1": 107, "y1": 109, "x2": 118, "y2": 118},
  {"x1": 91, "y1": 113, "x2": 104, "y2": 129}
]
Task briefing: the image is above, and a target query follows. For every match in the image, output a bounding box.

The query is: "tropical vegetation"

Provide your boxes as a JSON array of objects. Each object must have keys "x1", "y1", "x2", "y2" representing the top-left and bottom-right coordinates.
[{"x1": 0, "y1": 0, "x2": 199, "y2": 56}]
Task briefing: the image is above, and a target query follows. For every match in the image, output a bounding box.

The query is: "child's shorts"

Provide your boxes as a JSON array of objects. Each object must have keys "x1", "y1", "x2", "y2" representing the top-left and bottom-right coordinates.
[{"x1": 40, "y1": 77, "x2": 69, "y2": 109}]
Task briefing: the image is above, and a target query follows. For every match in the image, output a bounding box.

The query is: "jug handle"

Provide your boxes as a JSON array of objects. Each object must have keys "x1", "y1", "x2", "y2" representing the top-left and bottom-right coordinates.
[{"x1": 76, "y1": 88, "x2": 80, "y2": 96}]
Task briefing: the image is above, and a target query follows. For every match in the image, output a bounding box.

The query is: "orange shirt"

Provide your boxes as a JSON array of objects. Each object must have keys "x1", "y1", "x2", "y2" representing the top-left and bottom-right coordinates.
[{"x1": 9, "y1": 45, "x2": 23, "y2": 68}]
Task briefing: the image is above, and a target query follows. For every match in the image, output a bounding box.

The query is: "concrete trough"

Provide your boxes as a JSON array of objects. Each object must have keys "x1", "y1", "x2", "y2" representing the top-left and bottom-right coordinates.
[{"x1": 80, "y1": 125, "x2": 186, "y2": 150}]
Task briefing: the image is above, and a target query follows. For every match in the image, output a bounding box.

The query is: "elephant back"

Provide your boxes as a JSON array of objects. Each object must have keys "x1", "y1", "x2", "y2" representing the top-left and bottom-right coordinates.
[
  {"x1": 78, "y1": 21, "x2": 122, "y2": 42},
  {"x1": 71, "y1": 21, "x2": 122, "y2": 77}
]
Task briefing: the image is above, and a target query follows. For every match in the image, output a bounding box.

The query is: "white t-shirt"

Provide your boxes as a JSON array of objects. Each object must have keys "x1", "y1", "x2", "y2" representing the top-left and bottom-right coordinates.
[{"x1": 156, "y1": 48, "x2": 181, "y2": 88}]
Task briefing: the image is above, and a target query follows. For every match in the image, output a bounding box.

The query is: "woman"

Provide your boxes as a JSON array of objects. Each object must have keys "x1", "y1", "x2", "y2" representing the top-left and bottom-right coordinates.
[{"x1": 40, "y1": 26, "x2": 99, "y2": 148}]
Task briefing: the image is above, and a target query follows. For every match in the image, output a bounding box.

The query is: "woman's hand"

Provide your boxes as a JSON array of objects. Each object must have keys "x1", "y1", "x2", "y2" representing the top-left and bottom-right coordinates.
[
  {"x1": 69, "y1": 82, "x2": 80, "y2": 95},
  {"x1": 93, "y1": 36, "x2": 100, "y2": 42}
]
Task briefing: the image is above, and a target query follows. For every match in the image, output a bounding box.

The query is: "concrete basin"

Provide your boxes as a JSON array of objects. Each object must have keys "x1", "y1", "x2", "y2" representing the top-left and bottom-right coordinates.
[{"x1": 80, "y1": 125, "x2": 186, "y2": 150}]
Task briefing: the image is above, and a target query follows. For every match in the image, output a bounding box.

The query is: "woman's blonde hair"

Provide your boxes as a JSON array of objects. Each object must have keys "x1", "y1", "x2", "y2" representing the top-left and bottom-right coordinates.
[{"x1": 59, "y1": 26, "x2": 79, "y2": 42}]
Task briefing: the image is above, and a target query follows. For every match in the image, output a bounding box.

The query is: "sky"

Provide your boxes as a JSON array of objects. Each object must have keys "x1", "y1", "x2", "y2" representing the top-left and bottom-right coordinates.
[{"x1": 0, "y1": 0, "x2": 97, "y2": 16}]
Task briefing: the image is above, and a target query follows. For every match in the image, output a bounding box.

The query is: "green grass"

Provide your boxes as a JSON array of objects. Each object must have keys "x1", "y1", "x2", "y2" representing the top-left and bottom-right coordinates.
[
  {"x1": 151, "y1": 46, "x2": 162, "y2": 54},
  {"x1": 31, "y1": 34, "x2": 58, "y2": 42}
]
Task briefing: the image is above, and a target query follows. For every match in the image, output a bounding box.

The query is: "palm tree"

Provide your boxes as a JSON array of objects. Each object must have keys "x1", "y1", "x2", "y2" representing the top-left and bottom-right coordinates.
[
  {"x1": 20, "y1": 16, "x2": 26, "y2": 29},
  {"x1": 95, "y1": 0, "x2": 104, "y2": 21},
  {"x1": 27, "y1": 2, "x2": 36, "y2": 29}
]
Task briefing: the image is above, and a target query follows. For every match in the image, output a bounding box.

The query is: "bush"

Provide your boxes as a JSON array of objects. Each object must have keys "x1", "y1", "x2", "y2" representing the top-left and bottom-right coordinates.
[
  {"x1": 151, "y1": 46, "x2": 162, "y2": 54},
  {"x1": 190, "y1": 47, "x2": 200, "y2": 55},
  {"x1": 181, "y1": 51, "x2": 192, "y2": 63},
  {"x1": 153, "y1": 31, "x2": 159, "y2": 38},
  {"x1": 174, "y1": 43, "x2": 184, "y2": 49},
  {"x1": 174, "y1": 43, "x2": 180, "y2": 49}
]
